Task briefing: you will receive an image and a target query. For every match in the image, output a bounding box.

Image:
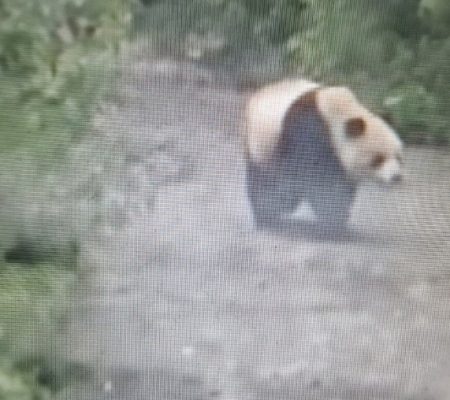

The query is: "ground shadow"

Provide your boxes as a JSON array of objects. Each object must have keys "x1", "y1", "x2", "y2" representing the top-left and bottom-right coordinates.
[{"x1": 259, "y1": 219, "x2": 392, "y2": 246}]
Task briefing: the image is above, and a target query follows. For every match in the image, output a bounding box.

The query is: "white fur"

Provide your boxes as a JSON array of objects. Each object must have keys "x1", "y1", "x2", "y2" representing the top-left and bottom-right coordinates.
[
  {"x1": 376, "y1": 158, "x2": 403, "y2": 184},
  {"x1": 315, "y1": 86, "x2": 403, "y2": 183},
  {"x1": 243, "y1": 79, "x2": 403, "y2": 184},
  {"x1": 244, "y1": 79, "x2": 319, "y2": 162}
]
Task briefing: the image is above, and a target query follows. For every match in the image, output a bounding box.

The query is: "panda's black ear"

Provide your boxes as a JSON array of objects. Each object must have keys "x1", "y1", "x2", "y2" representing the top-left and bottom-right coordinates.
[{"x1": 346, "y1": 117, "x2": 366, "y2": 138}]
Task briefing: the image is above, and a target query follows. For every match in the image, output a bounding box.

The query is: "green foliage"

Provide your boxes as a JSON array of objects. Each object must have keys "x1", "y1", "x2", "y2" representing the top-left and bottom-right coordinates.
[
  {"x1": 0, "y1": 1, "x2": 134, "y2": 397},
  {"x1": 378, "y1": 35, "x2": 450, "y2": 144},
  {"x1": 0, "y1": 262, "x2": 76, "y2": 399},
  {"x1": 383, "y1": 84, "x2": 439, "y2": 143},
  {"x1": 286, "y1": 0, "x2": 450, "y2": 144},
  {"x1": 134, "y1": 0, "x2": 308, "y2": 82},
  {"x1": 419, "y1": 0, "x2": 450, "y2": 37},
  {"x1": 136, "y1": 0, "x2": 450, "y2": 144},
  {"x1": 0, "y1": 263, "x2": 74, "y2": 353},
  {"x1": 288, "y1": 2, "x2": 392, "y2": 79},
  {"x1": 0, "y1": 0, "x2": 134, "y2": 159},
  {"x1": 0, "y1": 367, "x2": 51, "y2": 400}
]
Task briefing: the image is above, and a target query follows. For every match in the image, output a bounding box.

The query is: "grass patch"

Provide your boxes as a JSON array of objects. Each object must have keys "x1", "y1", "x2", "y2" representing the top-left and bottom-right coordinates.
[
  {"x1": 0, "y1": 0, "x2": 135, "y2": 397},
  {"x1": 0, "y1": 262, "x2": 77, "y2": 399}
]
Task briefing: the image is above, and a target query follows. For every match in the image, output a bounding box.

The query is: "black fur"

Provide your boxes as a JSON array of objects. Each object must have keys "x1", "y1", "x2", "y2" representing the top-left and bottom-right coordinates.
[{"x1": 246, "y1": 90, "x2": 357, "y2": 229}]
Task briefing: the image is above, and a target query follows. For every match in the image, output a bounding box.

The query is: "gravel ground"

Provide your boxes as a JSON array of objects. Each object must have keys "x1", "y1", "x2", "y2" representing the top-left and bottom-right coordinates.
[{"x1": 57, "y1": 58, "x2": 450, "y2": 400}]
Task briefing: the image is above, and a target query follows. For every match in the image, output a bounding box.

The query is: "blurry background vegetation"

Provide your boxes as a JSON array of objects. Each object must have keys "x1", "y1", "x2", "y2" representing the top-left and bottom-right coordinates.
[
  {"x1": 0, "y1": 0, "x2": 449, "y2": 397},
  {"x1": 0, "y1": 0, "x2": 133, "y2": 398},
  {"x1": 137, "y1": 0, "x2": 450, "y2": 144}
]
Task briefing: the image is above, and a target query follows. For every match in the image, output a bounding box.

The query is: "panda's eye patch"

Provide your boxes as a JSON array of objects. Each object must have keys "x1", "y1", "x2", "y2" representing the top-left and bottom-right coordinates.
[
  {"x1": 346, "y1": 117, "x2": 366, "y2": 138},
  {"x1": 371, "y1": 153, "x2": 386, "y2": 168}
]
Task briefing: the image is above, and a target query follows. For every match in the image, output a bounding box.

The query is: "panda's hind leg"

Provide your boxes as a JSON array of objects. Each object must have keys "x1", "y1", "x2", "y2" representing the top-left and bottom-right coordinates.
[
  {"x1": 246, "y1": 160, "x2": 300, "y2": 228},
  {"x1": 308, "y1": 180, "x2": 356, "y2": 230}
]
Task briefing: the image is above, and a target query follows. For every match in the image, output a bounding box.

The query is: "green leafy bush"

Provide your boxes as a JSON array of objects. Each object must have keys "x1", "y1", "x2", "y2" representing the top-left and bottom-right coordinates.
[
  {"x1": 0, "y1": 262, "x2": 76, "y2": 399},
  {"x1": 134, "y1": 0, "x2": 308, "y2": 83},
  {"x1": 383, "y1": 84, "x2": 440, "y2": 143},
  {"x1": 287, "y1": 1, "x2": 450, "y2": 144},
  {"x1": 0, "y1": 0, "x2": 134, "y2": 159},
  {"x1": 0, "y1": 367, "x2": 51, "y2": 400},
  {"x1": 136, "y1": 0, "x2": 450, "y2": 144},
  {"x1": 419, "y1": 0, "x2": 450, "y2": 37},
  {"x1": 0, "y1": 0, "x2": 134, "y2": 397}
]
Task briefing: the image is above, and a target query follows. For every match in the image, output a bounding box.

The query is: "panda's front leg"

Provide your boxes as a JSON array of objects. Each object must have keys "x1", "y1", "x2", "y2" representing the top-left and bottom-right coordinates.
[
  {"x1": 308, "y1": 179, "x2": 357, "y2": 229},
  {"x1": 246, "y1": 160, "x2": 300, "y2": 228}
]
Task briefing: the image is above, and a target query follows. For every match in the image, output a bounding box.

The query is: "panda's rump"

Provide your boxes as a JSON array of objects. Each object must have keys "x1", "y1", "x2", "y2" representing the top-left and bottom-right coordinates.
[{"x1": 244, "y1": 80, "x2": 320, "y2": 163}]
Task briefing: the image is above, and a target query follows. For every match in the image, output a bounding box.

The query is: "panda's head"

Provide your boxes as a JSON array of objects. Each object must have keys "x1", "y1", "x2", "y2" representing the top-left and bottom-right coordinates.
[{"x1": 316, "y1": 86, "x2": 404, "y2": 185}]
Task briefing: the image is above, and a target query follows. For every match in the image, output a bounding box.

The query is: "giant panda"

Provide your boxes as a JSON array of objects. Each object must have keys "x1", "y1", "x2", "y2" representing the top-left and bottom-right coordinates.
[{"x1": 242, "y1": 79, "x2": 404, "y2": 229}]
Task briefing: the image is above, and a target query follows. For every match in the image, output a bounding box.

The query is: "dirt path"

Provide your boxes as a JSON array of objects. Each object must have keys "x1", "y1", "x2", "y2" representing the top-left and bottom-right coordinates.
[{"x1": 59, "y1": 59, "x2": 450, "y2": 400}]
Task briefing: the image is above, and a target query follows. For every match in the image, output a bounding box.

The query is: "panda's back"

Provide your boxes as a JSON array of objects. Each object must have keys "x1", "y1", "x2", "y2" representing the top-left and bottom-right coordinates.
[{"x1": 244, "y1": 79, "x2": 320, "y2": 162}]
